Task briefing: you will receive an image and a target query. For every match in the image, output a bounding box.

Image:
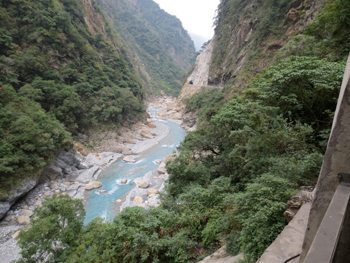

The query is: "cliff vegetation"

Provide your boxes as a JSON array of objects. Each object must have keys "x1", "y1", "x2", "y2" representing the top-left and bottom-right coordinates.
[
  {"x1": 98, "y1": 0, "x2": 196, "y2": 95},
  {"x1": 15, "y1": 0, "x2": 350, "y2": 262},
  {"x1": 0, "y1": 0, "x2": 144, "y2": 199}
]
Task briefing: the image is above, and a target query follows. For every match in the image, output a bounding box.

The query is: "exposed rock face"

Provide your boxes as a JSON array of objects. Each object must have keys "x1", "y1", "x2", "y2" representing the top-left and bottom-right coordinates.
[
  {"x1": 42, "y1": 151, "x2": 83, "y2": 181},
  {"x1": 82, "y1": 0, "x2": 107, "y2": 37},
  {"x1": 179, "y1": 40, "x2": 215, "y2": 101},
  {"x1": 209, "y1": 0, "x2": 325, "y2": 87},
  {"x1": 0, "y1": 225, "x2": 21, "y2": 263},
  {"x1": 0, "y1": 177, "x2": 39, "y2": 220},
  {"x1": 76, "y1": 166, "x2": 101, "y2": 183}
]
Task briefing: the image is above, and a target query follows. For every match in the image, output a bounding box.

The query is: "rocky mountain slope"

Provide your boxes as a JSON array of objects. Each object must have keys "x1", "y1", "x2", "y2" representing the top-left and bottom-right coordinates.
[
  {"x1": 0, "y1": 0, "x2": 194, "y2": 221},
  {"x1": 179, "y1": 40, "x2": 215, "y2": 101},
  {"x1": 98, "y1": 0, "x2": 196, "y2": 95},
  {"x1": 209, "y1": 0, "x2": 325, "y2": 88}
]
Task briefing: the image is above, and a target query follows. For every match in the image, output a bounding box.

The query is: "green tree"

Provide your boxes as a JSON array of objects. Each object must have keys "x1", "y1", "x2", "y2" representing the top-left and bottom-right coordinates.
[
  {"x1": 18, "y1": 195, "x2": 85, "y2": 263},
  {"x1": 0, "y1": 85, "x2": 70, "y2": 198}
]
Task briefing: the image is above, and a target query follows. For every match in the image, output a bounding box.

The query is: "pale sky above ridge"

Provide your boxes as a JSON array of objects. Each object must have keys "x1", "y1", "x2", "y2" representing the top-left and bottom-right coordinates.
[{"x1": 153, "y1": 0, "x2": 220, "y2": 48}]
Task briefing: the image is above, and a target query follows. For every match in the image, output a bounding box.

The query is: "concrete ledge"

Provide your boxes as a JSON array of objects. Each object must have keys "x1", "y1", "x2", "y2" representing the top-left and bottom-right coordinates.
[{"x1": 257, "y1": 203, "x2": 311, "y2": 263}]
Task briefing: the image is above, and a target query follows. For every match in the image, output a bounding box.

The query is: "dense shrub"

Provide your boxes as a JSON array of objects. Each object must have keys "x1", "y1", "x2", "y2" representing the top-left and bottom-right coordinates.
[
  {"x1": 0, "y1": 86, "x2": 70, "y2": 198},
  {"x1": 0, "y1": 0, "x2": 144, "y2": 196},
  {"x1": 18, "y1": 195, "x2": 84, "y2": 263}
]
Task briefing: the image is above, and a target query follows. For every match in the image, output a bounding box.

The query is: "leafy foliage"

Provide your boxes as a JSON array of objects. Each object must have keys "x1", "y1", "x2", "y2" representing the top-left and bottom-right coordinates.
[
  {"x1": 19, "y1": 56, "x2": 342, "y2": 263},
  {"x1": 18, "y1": 195, "x2": 84, "y2": 263},
  {"x1": 12, "y1": 1, "x2": 350, "y2": 263},
  {"x1": 305, "y1": 0, "x2": 350, "y2": 58},
  {"x1": 167, "y1": 56, "x2": 343, "y2": 260},
  {"x1": 0, "y1": 0, "x2": 145, "y2": 197},
  {"x1": 0, "y1": 85, "x2": 70, "y2": 198},
  {"x1": 0, "y1": 0, "x2": 145, "y2": 133},
  {"x1": 245, "y1": 56, "x2": 343, "y2": 148},
  {"x1": 185, "y1": 89, "x2": 225, "y2": 123}
]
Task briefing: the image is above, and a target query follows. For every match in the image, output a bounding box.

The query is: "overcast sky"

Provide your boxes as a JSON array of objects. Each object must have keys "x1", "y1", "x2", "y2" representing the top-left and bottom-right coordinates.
[{"x1": 153, "y1": 0, "x2": 220, "y2": 48}]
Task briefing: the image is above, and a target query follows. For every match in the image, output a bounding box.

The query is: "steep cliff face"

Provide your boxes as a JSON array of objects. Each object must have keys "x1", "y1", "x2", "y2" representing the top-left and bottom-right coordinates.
[
  {"x1": 98, "y1": 0, "x2": 196, "y2": 95},
  {"x1": 179, "y1": 40, "x2": 214, "y2": 101},
  {"x1": 82, "y1": 0, "x2": 107, "y2": 37},
  {"x1": 209, "y1": 0, "x2": 325, "y2": 87}
]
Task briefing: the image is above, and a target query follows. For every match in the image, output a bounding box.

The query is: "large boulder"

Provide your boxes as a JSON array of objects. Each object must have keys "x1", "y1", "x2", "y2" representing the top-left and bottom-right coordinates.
[
  {"x1": 135, "y1": 178, "x2": 150, "y2": 189},
  {"x1": 17, "y1": 215, "x2": 30, "y2": 225},
  {"x1": 123, "y1": 156, "x2": 137, "y2": 163},
  {"x1": 119, "y1": 179, "x2": 128, "y2": 185},
  {"x1": 76, "y1": 165, "x2": 101, "y2": 183},
  {"x1": 140, "y1": 130, "x2": 153, "y2": 139},
  {"x1": 42, "y1": 150, "x2": 83, "y2": 180},
  {"x1": 85, "y1": 181, "x2": 102, "y2": 190}
]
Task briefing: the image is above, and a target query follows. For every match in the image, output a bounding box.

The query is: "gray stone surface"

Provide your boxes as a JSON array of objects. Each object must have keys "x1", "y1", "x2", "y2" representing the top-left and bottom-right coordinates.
[
  {"x1": 258, "y1": 203, "x2": 311, "y2": 263},
  {"x1": 76, "y1": 165, "x2": 101, "y2": 183},
  {"x1": 301, "y1": 55, "x2": 350, "y2": 260},
  {"x1": 0, "y1": 225, "x2": 21, "y2": 263},
  {"x1": 0, "y1": 177, "x2": 39, "y2": 220},
  {"x1": 198, "y1": 247, "x2": 243, "y2": 263}
]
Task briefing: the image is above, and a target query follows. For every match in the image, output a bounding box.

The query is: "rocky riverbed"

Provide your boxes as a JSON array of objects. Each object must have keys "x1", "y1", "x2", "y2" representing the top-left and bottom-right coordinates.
[{"x1": 0, "y1": 96, "x2": 185, "y2": 262}]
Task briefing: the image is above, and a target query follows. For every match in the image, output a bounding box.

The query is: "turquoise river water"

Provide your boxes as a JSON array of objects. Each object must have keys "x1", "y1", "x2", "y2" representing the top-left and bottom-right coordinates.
[{"x1": 84, "y1": 110, "x2": 186, "y2": 224}]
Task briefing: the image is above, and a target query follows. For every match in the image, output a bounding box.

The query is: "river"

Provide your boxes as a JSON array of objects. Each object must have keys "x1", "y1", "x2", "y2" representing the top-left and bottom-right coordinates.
[{"x1": 84, "y1": 107, "x2": 186, "y2": 224}]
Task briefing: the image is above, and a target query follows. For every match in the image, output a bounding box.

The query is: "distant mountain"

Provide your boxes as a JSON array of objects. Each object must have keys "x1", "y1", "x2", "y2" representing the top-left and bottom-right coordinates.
[{"x1": 99, "y1": 0, "x2": 196, "y2": 95}]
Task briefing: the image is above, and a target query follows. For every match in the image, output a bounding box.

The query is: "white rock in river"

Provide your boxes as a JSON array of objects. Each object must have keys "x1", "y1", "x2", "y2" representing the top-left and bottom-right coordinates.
[
  {"x1": 85, "y1": 181, "x2": 102, "y2": 190},
  {"x1": 116, "y1": 179, "x2": 128, "y2": 185},
  {"x1": 123, "y1": 156, "x2": 136, "y2": 163},
  {"x1": 134, "y1": 178, "x2": 150, "y2": 189}
]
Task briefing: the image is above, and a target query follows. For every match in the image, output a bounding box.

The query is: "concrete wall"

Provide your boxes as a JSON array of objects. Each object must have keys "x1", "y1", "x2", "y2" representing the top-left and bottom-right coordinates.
[{"x1": 300, "y1": 54, "x2": 350, "y2": 261}]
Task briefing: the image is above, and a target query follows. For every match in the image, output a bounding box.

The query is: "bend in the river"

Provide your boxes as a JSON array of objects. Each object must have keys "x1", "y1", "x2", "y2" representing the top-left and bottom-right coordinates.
[{"x1": 84, "y1": 106, "x2": 185, "y2": 224}]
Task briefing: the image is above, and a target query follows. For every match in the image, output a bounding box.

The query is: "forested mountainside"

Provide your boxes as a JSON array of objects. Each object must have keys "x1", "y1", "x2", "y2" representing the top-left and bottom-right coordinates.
[
  {"x1": 12, "y1": 0, "x2": 350, "y2": 263},
  {"x1": 1, "y1": 0, "x2": 185, "y2": 210},
  {"x1": 98, "y1": 0, "x2": 196, "y2": 95},
  {"x1": 175, "y1": 0, "x2": 350, "y2": 261},
  {"x1": 0, "y1": 0, "x2": 145, "y2": 199}
]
